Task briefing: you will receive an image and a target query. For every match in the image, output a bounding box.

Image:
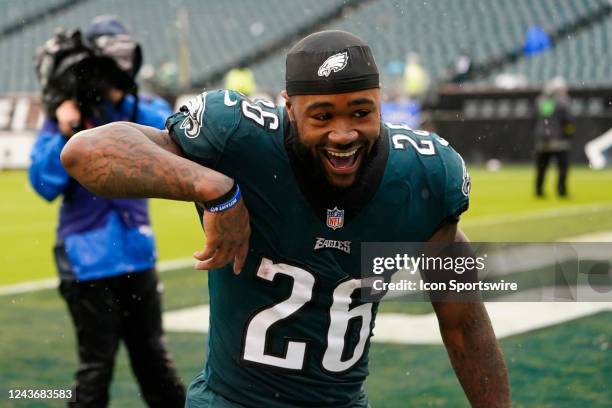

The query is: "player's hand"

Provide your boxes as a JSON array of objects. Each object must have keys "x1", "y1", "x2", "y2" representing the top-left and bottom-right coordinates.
[
  {"x1": 193, "y1": 198, "x2": 251, "y2": 274},
  {"x1": 56, "y1": 100, "x2": 82, "y2": 138}
]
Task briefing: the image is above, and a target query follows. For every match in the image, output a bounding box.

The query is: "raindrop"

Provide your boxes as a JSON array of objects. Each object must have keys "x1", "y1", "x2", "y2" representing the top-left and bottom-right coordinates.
[{"x1": 250, "y1": 22, "x2": 265, "y2": 37}]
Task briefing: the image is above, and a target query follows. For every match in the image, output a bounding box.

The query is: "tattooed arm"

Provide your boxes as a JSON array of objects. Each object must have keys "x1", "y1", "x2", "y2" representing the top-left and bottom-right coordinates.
[
  {"x1": 429, "y1": 223, "x2": 511, "y2": 407},
  {"x1": 61, "y1": 121, "x2": 231, "y2": 200},
  {"x1": 61, "y1": 122, "x2": 250, "y2": 273}
]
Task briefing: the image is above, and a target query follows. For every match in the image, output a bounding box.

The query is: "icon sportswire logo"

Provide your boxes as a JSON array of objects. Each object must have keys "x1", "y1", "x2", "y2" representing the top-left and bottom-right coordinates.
[{"x1": 317, "y1": 52, "x2": 349, "y2": 77}]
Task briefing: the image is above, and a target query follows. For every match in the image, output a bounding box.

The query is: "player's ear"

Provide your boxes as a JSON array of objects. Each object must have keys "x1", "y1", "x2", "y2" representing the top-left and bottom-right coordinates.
[{"x1": 281, "y1": 90, "x2": 295, "y2": 121}]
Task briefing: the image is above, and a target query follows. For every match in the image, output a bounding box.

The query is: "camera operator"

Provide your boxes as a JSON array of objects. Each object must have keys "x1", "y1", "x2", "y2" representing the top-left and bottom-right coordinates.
[{"x1": 29, "y1": 16, "x2": 185, "y2": 408}]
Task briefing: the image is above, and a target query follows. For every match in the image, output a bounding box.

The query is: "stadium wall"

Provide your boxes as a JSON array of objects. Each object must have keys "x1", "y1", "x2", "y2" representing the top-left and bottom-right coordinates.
[
  {"x1": 3, "y1": 87, "x2": 612, "y2": 169},
  {"x1": 0, "y1": 94, "x2": 41, "y2": 168},
  {"x1": 435, "y1": 117, "x2": 611, "y2": 164},
  {"x1": 430, "y1": 86, "x2": 612, "y2": 164}
]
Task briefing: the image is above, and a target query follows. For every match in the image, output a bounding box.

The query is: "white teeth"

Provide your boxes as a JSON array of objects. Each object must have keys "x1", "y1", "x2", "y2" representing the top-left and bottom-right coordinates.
[{"x1": 327, "y1": 148, "x2": 358, "y2": 158}]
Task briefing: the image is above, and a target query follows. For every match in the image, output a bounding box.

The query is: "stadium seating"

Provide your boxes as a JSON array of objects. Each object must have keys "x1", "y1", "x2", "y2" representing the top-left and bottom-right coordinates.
[
  {"x1": 251, "y1": 0, "x2": 609, "y2": 92},
  {"x1": 0, "y1": 0, "x2": 65, "y2": 32},
  {"x1": 0, "y1": 0, "x2": 346, "y2": 93},
  {"x1": 486, "y1": 16, "x2": 612, "y2": 86},
  {"x1": 0, "y1": 0, "x2": 610, "y2": 94}
]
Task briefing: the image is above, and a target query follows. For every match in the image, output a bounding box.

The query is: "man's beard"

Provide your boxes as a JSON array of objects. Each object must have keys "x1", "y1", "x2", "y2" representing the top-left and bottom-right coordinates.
[
  {"x1": 287, "y1": 120, "x2": 379, "y2": 191},
  {"x1": 288, "y1": 120, "x2": 327, "y2": 184}
]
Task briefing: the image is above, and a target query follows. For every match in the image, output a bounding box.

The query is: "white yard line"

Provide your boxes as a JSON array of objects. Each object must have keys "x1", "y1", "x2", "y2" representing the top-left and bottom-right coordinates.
[
  {"x1": 162, "y1": 231, "x2": 612, "y2": 344},
  {"x1": 0, "y1": 257, "x2": 193, "y2": 296},
  {"x1": 157, "y1": 257, "x2": 194, "y2": 271},
  {"x1": 0, "y1": 277, "x2": 58, "y2": 296},
  {"x1": 3, "y1": 225, "x2": 612, "y2": 297},
  {"x1": 561, "y1": 230, "x2": 612, "y2": 242},
  {"x1": 462, "y1": 202, "x2": 612, "y2": 228},
  {"x1": 163, "y1": 301, "x2": 612, "y2": 345},
  {"x1": 2, "y1": 206, "x2": 612, "y2": 297},
  {"x1": 3, "y1": 245, "x2": 611, "y2": 345}
]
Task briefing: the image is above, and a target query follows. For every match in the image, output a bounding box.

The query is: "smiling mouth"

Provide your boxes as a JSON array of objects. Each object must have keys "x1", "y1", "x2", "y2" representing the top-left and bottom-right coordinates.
[{"x1": 321, "y1": 146, "x2": 365, "y2": 174}]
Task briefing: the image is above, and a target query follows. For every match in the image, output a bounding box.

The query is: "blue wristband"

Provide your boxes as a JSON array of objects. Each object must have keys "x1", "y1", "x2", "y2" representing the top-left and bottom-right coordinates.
[{"x1": 206, "y1": 184, "x2": 241, "y2": 213}]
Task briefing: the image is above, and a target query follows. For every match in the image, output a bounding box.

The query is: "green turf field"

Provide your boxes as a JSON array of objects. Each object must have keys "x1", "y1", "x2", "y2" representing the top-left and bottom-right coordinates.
[
  {"x1": 0, "y1": 170, "x2": 204, "y2": 285},
  {"x1": 2, "y1": 166, "x2": 612, "y2": 285},
  {"x1": 1, "y1": 166, "x2": 612, "y2": 407},
  {"x1": 1, "y1": 268, "x2": 610, "y2": 407}
]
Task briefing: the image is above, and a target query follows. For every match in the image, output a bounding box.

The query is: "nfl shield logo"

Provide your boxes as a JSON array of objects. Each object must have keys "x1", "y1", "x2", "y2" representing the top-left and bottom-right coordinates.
[{"x1": 326, "y1": 207, "x2": 344, "y2": 230}]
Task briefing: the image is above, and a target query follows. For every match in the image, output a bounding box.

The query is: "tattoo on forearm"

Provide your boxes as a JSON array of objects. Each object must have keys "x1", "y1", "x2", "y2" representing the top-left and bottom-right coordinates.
[{"x1": 72, "y1": 125, "x2": 219, "y2": 201}]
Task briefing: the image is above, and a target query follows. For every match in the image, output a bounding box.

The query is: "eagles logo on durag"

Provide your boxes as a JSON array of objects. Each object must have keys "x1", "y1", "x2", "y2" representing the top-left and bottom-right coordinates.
[{"x1": 317, "y1": 52, "x2": 349, "y2": 77}]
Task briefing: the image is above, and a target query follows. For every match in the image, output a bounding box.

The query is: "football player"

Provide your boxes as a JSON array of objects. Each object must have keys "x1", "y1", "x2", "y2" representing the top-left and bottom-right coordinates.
[{"x1": 61, "y1": 31, "x2": 511, "y2": 407}]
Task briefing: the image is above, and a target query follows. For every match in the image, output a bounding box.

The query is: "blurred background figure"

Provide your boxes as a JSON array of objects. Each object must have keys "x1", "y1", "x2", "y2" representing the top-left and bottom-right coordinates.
[
  {"x1": 381, "y1": 55, "x2": 422, "y2": 129},
  {"x1": 381, "y1": 86, "x2": 421, "y2": 129},
  {"x1": 403, "y1": 52, "x2": 430, "y2": 101},
  {"x1": 523, "y1": 25, "x2": 552, "y2": 56},
  {"x1": 224, "y1": 66, "x2": 256, "y2": 96},
  {"x1": 448, "y1": 49, "x2": 473, "y2": 84},
  {"x1": 28, "y1": 16, "x2": 185, "y2": 408},
  {"x1": 534, "y1": 76, "x2": 575, "y2": 197}
]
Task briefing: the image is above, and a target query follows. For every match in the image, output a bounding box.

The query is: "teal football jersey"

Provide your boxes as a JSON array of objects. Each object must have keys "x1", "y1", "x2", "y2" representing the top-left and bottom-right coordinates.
[{"x1": 166, "y1": 90, "x2": 470, "y2": 408}]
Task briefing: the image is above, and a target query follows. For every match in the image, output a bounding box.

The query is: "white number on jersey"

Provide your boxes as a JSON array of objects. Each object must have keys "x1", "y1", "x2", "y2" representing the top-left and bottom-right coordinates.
[
  {"x1": 241, "y1": 98, "x2": 279, "y2": 130},
  {"x1": 242, "y1": 258, "x2": 373, "y2": 373},
  {"x1": 387, "y1": 122, "x2": 449, "y2": 155},
  {"x1": 242, "y1": 259, "x2": 314, "y2": 370}
]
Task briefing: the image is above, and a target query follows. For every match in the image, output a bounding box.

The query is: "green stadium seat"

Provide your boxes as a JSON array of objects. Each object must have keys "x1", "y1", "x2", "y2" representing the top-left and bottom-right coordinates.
[
  {"x1": 0, "y1": 0, "x2": 347, "y2": 93},
  {"x1": 251, "y1": 0, "x2": 610, "y2": 92}
]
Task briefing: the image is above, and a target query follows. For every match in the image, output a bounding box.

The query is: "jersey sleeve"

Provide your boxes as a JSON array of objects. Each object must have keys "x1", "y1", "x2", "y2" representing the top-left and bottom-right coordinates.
[
  {"x1": 436, "y1": 135, "x2": 470, "y2": 222},
  {"x1": 165, "y1": 90, "x2": 242, "y2": 168}
]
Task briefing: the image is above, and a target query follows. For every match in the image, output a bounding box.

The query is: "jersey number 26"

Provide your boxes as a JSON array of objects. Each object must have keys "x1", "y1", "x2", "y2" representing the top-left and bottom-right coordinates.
[{"x1": 242, "y1": 258, "x2": 372, "y2": 373}]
